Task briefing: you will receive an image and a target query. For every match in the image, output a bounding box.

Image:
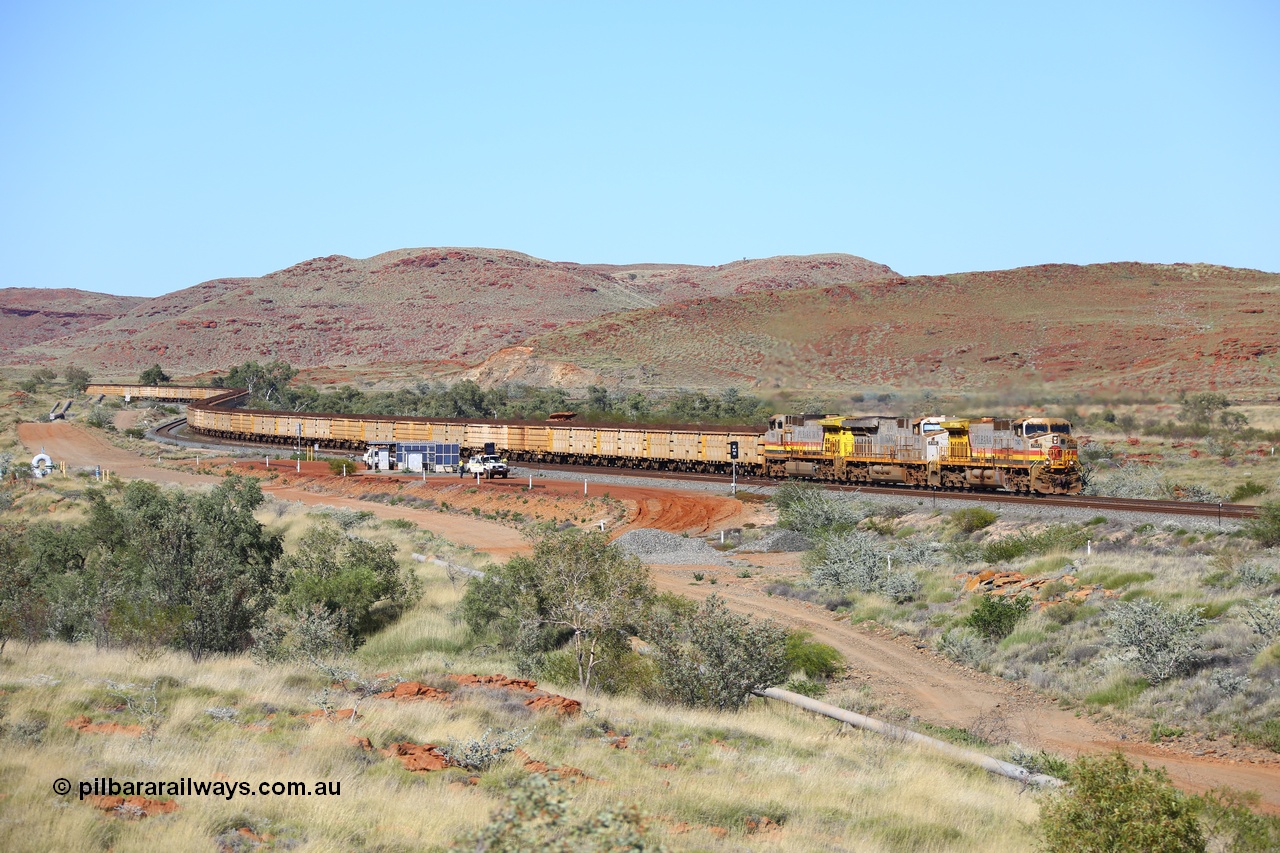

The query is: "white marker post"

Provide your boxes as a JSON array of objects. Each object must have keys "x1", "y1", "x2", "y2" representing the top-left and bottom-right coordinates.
[
  {"x1": 584, "y1": 479, "x2": 588, "y2": 496},
  {"x1": 528, "y1": 474, "x2": 533, "y2": 491}
]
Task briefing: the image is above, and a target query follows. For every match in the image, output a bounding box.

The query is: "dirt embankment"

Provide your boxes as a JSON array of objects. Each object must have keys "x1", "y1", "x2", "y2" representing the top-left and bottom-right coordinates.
[{"x1": 647, "y1": 566, "x2": 1280, "y2": 812}]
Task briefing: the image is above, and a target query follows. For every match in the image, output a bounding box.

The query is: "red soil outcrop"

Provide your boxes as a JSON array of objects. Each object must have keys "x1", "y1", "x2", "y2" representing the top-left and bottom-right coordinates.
[
  {"x1": 65, "y1": 715, "x2": 144, "y2": 736},
  {"x1": 84, "y1": 794, "x2": 178, "y2": 818},
  {"x1": 372, "y1": 681, "x2": 453, "y2": 702},
  {"x1": 380, "y1": 742, "x2": 454, "y2": 773}
]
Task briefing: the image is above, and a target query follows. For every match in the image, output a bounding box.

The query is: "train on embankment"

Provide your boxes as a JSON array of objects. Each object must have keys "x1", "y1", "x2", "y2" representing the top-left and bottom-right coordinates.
[{"x1": 86, "y1": 383, "x2": 1083, "y2": 495}]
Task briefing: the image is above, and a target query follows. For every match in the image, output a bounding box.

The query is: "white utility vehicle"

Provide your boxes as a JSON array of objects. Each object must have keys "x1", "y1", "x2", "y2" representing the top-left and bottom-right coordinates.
[{"x1": 461, "y1": 454, "x2": 510, "y2": 479}]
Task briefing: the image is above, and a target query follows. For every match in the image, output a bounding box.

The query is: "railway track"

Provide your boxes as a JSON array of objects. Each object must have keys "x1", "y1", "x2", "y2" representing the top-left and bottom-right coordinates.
[{"x1": 154, "y1": 417, "x2": 1259, "y2": 521}]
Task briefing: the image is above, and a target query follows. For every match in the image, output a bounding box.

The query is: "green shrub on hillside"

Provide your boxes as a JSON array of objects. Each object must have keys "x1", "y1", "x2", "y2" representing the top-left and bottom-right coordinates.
[
  {"x1": 279, "y1": 523, "x2": 420, "y2": 642},
  {"x1": 784, "y1": 631, "x2": 844, "y2": 679},
  {"x1": 773, "y1": 483, "x2": 865, "y2": 538},
  {"x1": 1229, "y1": 481, "x2": 1268, "y2": 502},
  {"x1": 1243, "y1": 501, "x2": 1280, "y2": 547},
  {"x1": 461, "y1": 529, "x2": 654, "y2": 691},
  {"x1": 980, "y1": 524, "x2": 1090, "y2": 563},
  {"x1": 327, "y1": 457, "x2": 359, "y2": 475},
  {"x1": 1039, "y1": 752, "x2": 1205, "y2": 852},
  {"x1": 462, "y1": 772, "x2": 664, "y2": 852},
  {"x1": 1194, "y1": 787, "x2": 1280, "y2": 852},
  {"x1": 965, "y1": 594, "x2": 1031, "y2": 640},
  {"x1": 649, "y1": 594, "x2": 788, "y2": 711},
  {"x1": 950, "y1": 507, "x2": 998, "y2": 533},
  {"x1": 806, "y1": 530, "x2": 927, "y2": 602},
  {"x1": 1109, "y1": 599, "x2": 1205, "y2": 684}
]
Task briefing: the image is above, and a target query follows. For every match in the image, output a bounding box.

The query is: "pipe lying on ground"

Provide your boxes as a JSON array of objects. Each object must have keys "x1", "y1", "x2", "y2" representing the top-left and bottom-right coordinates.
[{"x1": 753, "y1": 686, "x2": 1064, "y2": 788}]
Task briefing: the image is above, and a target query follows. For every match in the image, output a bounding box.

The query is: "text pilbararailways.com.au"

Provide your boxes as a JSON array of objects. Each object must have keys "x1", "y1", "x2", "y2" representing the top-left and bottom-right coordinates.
[{"x1": 63, "y1": 777, "x2": 341, "y2": 800}]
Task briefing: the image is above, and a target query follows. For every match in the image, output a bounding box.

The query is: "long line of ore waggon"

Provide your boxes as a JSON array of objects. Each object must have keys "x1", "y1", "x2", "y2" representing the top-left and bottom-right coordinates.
[{"x1": 86, "y1": 384, "x2": 1083, "y2": 495}]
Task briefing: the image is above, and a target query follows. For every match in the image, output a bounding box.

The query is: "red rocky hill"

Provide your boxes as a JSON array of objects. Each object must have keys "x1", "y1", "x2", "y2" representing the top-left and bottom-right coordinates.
[
  {"x1": 11, "y1": 249, "x2": 897, "y2": 376},
  {"x1": 528, "y1": 262, "x2": 1280, "y2": 398},
  {"x1": 0, "y1": 288, "x2": 146, "y2": 362}
]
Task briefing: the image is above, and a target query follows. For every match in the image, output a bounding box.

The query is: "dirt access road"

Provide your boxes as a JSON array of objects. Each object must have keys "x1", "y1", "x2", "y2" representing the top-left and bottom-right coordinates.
[
  {"x1": 650, "y1": 567, "x2": 1280, "y2": 811},
  {"x1": 18, "y1": 421, "x2": 1280, "y2": 809}
]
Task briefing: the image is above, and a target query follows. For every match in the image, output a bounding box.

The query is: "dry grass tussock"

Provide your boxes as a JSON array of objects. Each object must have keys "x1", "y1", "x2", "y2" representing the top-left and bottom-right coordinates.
[{"x1": 0, "y1": 554, "x2": 1041, "y2": 852}]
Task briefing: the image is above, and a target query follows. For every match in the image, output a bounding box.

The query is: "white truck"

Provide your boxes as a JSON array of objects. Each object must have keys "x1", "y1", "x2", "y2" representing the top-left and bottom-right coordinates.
[{"x1": 460, "y1": 453, "x2": 510, "y2": 479}]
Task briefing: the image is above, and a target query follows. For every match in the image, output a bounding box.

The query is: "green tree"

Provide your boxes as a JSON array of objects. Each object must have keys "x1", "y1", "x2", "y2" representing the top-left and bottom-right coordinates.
[
  {"x1": 1243, "y1": 500, "x2": 1280, "y2": 547},
  {"x1": 63, "y1": 366, "x2": 91, "y2": 394},
  {"x1": 139, "y1": 364, "x2": 171, "y2": 385},
  {"x1": 649, "y1": 594, "x2": 789, "y2": 711},
  {"x1": 1218, "y1": 409, "x2": 1249, "y2": 434},
  {"x1": 84, "y1": 476, "x2": 282, "y2": 659},
  {"x1": 278, "y1": 522, "x2": 418, "y2": 642},
  {"x1": 1177, "y1": 392, "x2": 1231, "y2": 426},
  {"x1": 585, "y1": 384, "x2": 612, "y2": 414},
  {"x1": 1039, "y1": 752, "x2": 1205, "y2": 852},
  {"x1": 214, "y1": 360, "x2": 298, "y2": 407},
  {"x1": 462, "y1": 530, "x2": 653, "y2": 690}
]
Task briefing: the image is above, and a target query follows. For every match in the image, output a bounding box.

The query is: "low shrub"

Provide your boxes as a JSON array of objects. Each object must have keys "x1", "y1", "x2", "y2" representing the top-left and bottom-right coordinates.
[
  {"x1": 1243, "y1": 501, "x2": 1280, "y2": 547},
  {"x1": 1109, "y1": 599, "x2": 1205, "y2": 684},
  {"x1": 1085, "y1": 675, "x2": 1149, "y2": 708},
  {"x1": 782, "y1": 677, "x2": 827, "y2": 698},
  {"x1": 949, "y1": 507, "x2": 998, "y2": 533},
  {"x1": 649, "y1": 595, "x2": 789, "y2": 711},
  {"x1": 1242, "y1": 598, "x2": 1280, "y2": 649},
  {"x1": 965, "y1": 594, "x2": 1031, "y2": 640},
  {"x1": 442, "y1": 727, "x2": 531, "y2": 771},
  {"x1": 1008, "y1": 747, "x2": 1071, "y2": 779},
  {"x1": 1194, "y1": 787, "x2": 1280, "y2": 852},
  {"x1": 327, "y1": 458, "x2": 359, "y2": 475},
  {"x1": 980, "y1": 524, "x2": 1090, "y2": 563},
  {"x1": 1229, "y1": 481, "x2": 1268, "y2": 502},
  {"x1": 784, "y1": 632, "x2": 844, "y2": 679},
  {"x1": 936, "y1": 627, "x2": 985, "y2": 667},
  {"x1": 1234, "y1": 719, "x2": 1280, "y2": 754},
  {"x1": 1038, "y1": 752, "x2": 1205, "y2": 852},
  {"x1": 806, "y1": 530, "x2": 925, "y2": 602},
  {"x1": 461, "y1": 771, "x2": 662, "y2": 852}
]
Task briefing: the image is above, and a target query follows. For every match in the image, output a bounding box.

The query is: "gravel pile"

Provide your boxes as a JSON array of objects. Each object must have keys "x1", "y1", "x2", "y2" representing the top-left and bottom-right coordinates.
[
  {"x1": 612, "y1": 528, "x2": 732, "y2": 565},
  {"x1": 736, "y1": 528, "x2": 813, "y2": 553}
]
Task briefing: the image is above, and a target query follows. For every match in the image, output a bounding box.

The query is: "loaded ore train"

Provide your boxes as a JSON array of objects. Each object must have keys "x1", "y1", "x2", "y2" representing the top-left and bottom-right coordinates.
[{"x1": 86, "y1": 384, "x2": 1083, "y2": 495}]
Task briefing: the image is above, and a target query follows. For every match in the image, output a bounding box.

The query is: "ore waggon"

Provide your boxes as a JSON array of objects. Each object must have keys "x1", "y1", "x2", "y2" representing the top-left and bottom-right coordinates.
[{"x1": 86, "y1": 384, "x2": 1082, "y2": 494}]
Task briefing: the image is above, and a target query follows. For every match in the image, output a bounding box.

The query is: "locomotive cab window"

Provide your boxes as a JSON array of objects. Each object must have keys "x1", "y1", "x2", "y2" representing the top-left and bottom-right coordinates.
[{"x1": 1023, "y1": 422, "x2": 1071, "y2": 437}]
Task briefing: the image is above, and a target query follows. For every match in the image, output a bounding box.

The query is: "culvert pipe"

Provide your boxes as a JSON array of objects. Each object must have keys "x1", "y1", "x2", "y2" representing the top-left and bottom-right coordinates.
[{"x1": 753, "y1": 686, "x2": 1064, "y2": 788}]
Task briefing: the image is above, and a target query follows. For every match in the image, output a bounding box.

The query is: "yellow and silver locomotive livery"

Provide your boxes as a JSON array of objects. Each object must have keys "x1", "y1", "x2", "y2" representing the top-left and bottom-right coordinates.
[{"x1": 762, "y1": 413, "x2": 1080, "y2": 494}]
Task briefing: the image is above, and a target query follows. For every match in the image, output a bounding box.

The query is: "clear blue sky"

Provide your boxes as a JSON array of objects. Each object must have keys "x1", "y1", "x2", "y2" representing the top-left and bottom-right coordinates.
[{"x1": 3, "y1": 2, "x2": 1277, "y2": 297}]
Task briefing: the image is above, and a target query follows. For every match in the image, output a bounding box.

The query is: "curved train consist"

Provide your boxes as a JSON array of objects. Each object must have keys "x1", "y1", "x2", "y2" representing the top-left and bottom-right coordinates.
[{"x1": 86, "y1": 384, "x2": 1083, "y2": 495}]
